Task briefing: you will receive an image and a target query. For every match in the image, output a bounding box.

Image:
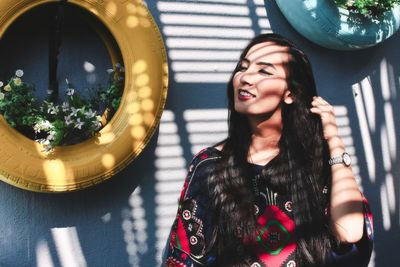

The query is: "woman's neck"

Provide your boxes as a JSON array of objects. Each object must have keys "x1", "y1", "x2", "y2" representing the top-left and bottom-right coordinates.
[{"x1": 247, "y1": 110, "x2": 282, "y2": 165}]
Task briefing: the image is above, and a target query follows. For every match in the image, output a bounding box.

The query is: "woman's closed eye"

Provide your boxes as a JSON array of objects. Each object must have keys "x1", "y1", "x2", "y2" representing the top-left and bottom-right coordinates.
[
  {"x1": 237, "y1": 65, "x2": 248, "y2": 71},
  {"x1": 259, "y1": 69, "x2": 273, "y2": 75}
]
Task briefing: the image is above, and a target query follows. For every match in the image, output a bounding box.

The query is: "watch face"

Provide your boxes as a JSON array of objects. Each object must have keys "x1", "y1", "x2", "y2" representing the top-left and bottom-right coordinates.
[{"x1": 343, "y1": 153, "x2": 351, "y2": 166}]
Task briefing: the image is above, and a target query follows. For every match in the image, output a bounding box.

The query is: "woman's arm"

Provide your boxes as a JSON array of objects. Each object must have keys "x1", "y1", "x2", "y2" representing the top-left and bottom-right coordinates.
[
  {"x1": 310, "y1": 96, "x2": 364, "y2": 244},
  {"x1": 163, "y1": 148, "x2": 219, "y2": 266}
]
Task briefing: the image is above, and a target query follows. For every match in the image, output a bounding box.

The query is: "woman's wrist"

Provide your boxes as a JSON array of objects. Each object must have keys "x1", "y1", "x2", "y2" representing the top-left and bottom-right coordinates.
[{"x1": 326, "y1": 135, "x2": 346, "y2": 157}]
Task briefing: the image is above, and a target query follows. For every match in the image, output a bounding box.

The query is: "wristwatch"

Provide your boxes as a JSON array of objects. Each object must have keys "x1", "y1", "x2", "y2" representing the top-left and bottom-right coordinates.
[{"x1": 328, "y1": 152, "x2": 352, "y2": 167}]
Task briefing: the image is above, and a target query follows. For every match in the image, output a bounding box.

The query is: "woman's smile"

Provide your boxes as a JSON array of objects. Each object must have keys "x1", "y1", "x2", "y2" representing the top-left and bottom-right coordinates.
[{"x1": 238, "y1": 89, "x2": 256, "y2": 101}]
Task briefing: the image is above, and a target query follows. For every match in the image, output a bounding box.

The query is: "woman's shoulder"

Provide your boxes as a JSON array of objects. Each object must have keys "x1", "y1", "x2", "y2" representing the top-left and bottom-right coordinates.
[
  {"x1": 182, "y1": 147, "x2": 223, "y2": 199},
  {"x1": 189, "y1": 146, "x2": 223, "y2": 167},
  {"x1": 186, "y1": 146, "x2": 223, "y2": 181}
]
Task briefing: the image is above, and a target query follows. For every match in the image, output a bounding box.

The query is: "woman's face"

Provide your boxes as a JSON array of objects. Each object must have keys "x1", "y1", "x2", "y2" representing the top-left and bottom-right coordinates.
[{"x1": 233, "y1": 41, "x2": 293, "y2": 117}]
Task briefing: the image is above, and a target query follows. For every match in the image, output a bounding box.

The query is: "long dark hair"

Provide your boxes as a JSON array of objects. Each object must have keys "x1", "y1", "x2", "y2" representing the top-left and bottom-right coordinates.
[{"x1": 207, "y1": 33, "x2": 333, "y2": 266}]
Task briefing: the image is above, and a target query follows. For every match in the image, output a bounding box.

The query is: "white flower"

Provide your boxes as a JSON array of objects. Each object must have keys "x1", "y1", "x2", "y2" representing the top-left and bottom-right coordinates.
[
  {"x1": 15, "y1": 69, "x2": 24, "y2": 77},
  {"x1": 74, "y1": 118, "x2": 85, "y2": 129},
  {"x1": 70, "y1": 107, "x2": 80, "y2": 117},
  {"x1": 38, "y1": 139, "x2": 50, "y2": 146},
  {"x1": 62, "y1": 102, "x2": 69, "y2": 112},
  {"x1": 37, "y1": 139, "x2": 52, "y2": 152},
  {"x1": 0, "y1": 81, "x2": 3, "y2": 87},
  {"x1": 43, "y1": 120, "x2": 52, "y2": 129},
  {"x1": 45, "y1": 102, "x2": 54, "y2": 112},
  {"x1": 94, "y1": 115, "x2": 103, "y2": 129},
  {"x1": 66, "y1": 88, "x2": 75, "y2": 96},
  {"x1": 48, "y1": 105, "x2": 59, "y2": 115},
  {"x1": 106, "y1": 68, "x2": 114, "y2": 74},
  {"x1": 46, "y1": 131, "x2": 56, "y2": 141},
  {"x1": 64, "y1": 114, "x2": 74, "y2": 126},
  {"x1": 3, "y1": 84, "x2": 11, "y2": 92},
  {"x1": 0, "y1": 92, "x2": 4, "y2": 100},
  {"x1": 84, "y1": 109, "x2": 97, "y2": 119},
  {"x1": 13, "y1": 78, "x2": 22, "y2": 86},
  {"x1": 115, "y1": 63, "x2": 124, "y2": 72},
  {"x1": 33, "y1": 124, "x2": 41, "y2": 133},
  {"x1": 34, "y1": 120, "x2": 53, "y2": 133}
]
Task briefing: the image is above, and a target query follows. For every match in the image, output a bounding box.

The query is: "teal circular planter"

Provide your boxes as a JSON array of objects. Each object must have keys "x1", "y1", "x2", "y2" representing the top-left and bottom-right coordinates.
[{"x1": 275, "y1": 0, "x2": 400, "y2": 50}]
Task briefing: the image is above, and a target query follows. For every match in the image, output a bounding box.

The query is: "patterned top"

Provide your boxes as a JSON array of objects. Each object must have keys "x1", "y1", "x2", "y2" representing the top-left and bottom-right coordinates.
[{"x1": 163, "y1": 147, "x2": 374, "y2": 267}]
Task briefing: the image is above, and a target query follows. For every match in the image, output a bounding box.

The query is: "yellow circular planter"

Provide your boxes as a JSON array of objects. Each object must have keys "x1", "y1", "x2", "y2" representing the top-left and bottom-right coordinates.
[{"x1": 0, "y1": 0, "x2": 168, "y2": 192}]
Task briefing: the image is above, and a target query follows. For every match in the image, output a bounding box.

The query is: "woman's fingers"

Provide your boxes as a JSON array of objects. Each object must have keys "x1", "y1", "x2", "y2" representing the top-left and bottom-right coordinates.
[{"x1": 310, "y1": 96, "x2": 339, "y2": 140}]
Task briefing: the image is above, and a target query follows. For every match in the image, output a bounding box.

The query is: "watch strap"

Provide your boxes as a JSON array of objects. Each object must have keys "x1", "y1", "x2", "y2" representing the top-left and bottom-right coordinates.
[{"x1": 329, "y1": 152, "x2": 351, "y2": 166}]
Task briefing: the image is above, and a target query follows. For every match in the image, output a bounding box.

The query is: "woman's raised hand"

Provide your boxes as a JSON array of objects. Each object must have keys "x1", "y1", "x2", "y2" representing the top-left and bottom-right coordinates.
[{"x1": 310, "y1": 96, "x2": 339, "y2": 141}]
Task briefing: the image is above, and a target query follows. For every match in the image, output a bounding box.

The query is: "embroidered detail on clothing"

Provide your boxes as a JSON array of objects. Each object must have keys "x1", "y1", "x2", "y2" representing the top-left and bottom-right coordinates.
[
  {"x1": 284, "y1": 201, "x2": 293, "y2": 212},
  {"x1": 253, "y1": 175, "x2": 261, "y2": 195},
  {"x1": 190, "y1": 236, "x2": 198, "y2": 245},
  {"x1": 254, "y1": 204, "x2": 260, "y2": 215},
  {"x1": 176, "y1": 199, "x2": 206, "y2": 258},
  {"x1": 265, "y1": 188, "x2": 278, "y2": 206},
  {"x1": 165, "y1": 256, "x2": 187, "y2": 267},
  {"x1": 287, "y1": 260, "x2": 296, "y2": 267},
  {"x1": 254, "y1": 205, "x2": 296, "y2": 267},
  {"x1": 182, "y1": 210, "x2": 192, "y2": 220},
  {"x1": 250, "y1": 262, "x2": 261, "y2": 267},
  {"x1": 322, "y1": 185, "x2": 328, "y2": 194}
]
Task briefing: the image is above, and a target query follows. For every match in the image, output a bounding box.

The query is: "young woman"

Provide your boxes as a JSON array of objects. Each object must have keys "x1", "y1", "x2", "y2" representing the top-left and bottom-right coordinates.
[{"x1": 163, "y1": 34, "x2": 373, "y2": 267}]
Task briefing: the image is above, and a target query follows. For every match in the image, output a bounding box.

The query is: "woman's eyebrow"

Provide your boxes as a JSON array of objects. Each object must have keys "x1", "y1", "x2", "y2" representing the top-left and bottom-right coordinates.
[
  {"x1": 256, "y1": 61, "x2": 276, "y2": 69},
  {"x1": 242, "y1": 58, "x2": 276, "y2": 69}
]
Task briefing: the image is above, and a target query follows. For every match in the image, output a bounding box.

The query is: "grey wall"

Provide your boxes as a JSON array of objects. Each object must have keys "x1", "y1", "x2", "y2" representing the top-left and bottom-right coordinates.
[{"x1": 0, "y1": 0, "x2": 399, "y2": 266}]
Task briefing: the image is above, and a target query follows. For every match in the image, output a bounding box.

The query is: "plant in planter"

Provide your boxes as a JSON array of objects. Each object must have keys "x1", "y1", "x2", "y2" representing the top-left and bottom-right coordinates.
[
  {"x1": 335, "y1": 0, "x2": 400, "y2": 17},
  {"x1": 275, "y1": 0, "x2": 400, "y2": 50},
  {"x1": 0, "y1": 64, "x2": 124, "y2": 151}
]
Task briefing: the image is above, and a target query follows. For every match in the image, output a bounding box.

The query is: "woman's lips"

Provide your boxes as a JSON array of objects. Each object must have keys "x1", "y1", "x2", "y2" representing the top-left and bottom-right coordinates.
[{"x1": 238, "y1": 89, "x2": 256, "y2": 101}]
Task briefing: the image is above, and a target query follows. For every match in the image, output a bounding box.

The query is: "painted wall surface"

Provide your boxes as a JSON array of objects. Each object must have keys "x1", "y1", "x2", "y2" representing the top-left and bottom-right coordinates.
[{"x1": 0, "y1": 0, "x2": 399, "y2": 266}]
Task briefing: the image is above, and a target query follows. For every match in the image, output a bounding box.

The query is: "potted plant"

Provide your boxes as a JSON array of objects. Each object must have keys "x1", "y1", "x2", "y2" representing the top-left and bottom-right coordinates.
[
  {"x1": 336, "y1": 0, "x2": 400, "y2": 17},
  {"x1": 0, "y1": 65, "x2": 124, "y2": 152},
  {"x1": 275, "y1": 0, "x2": 400, "y2": 50}
]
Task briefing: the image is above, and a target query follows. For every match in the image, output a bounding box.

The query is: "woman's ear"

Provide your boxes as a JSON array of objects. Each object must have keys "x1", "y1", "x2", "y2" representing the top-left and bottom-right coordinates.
[{"x1": 283, "y1": 90, "x2": 294, "y2": 104}]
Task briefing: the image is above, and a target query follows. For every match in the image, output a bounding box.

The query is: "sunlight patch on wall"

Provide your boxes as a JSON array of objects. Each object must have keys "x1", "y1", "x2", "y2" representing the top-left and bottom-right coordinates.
[
  {"x1": 51, "y1": 227, "x2": 87, "y2": 267},
  {"x1": 353, "y1": 64, "x2": 399, "y2": 231},
  {"x1": 36, "y1": 239, "x2": 55, "y2": 267},
  {"x1": 353, "y1": 79, "x2": 376, "y2": 182},
  {"x1": 157, "y1": 0, "x2": 272, "y2": 83},
  {"x1": 379, "y1": 58, "x2": 398, "y2": 230},
  {"x1": 154, "y1": 110, "x2": 187, "y2": 265},
  {"x1": 157, "y1": 1, "x2": 249, "y2": 15},
  {"x1": 122, "y1": 187, "x2": 148, "y2": 267},
  {"x1": 253, "y1": 0, "x2": 273, "y2": 33},
  {"x1": 183, "y1": 108, "x2": 228, "y2": 154},
  {"x1": 380, "y1": 58, "x2": 397, "y2": 100},
  {"x1": 335, "y1": 106, "x2": 363, "y2": 190}
]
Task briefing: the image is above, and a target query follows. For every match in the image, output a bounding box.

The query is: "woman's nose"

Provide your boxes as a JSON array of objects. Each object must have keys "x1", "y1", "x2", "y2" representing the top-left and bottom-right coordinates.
[{"x1": 239, "y1": 71, "x2": 256, "y2": 86}]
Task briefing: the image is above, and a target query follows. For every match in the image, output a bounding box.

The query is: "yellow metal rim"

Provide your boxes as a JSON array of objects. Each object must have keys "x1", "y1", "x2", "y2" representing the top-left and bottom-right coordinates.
[{"x1": 0, "y1": 0, "x2": 168, "y2": 192}]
